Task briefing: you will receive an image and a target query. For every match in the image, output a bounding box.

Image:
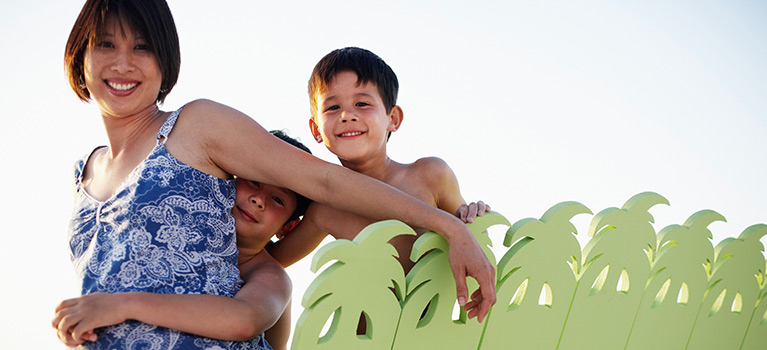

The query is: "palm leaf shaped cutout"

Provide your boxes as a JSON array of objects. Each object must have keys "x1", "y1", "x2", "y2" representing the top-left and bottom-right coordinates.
[
  {"x1": 557, "y1": 192, "x2": 667, "y2": 350},
  {"x1": 687, "y1": 223, "x2": 767, "y2": 350},
  {"x1": 741, "y1": 255, "x2": 767, "y2": 350},
  {"x1": 479, "y1": 201, "x2": 591, "y2": 350},
  {"x1": 625, "y1": 210, "x2": 722, "y2": 350},
  {"x1": 291, "y1": 220, "x2": 414, "y2": 350},
  {"x1": 392, "y1": 212, "x2": 509, "y2": 350}
]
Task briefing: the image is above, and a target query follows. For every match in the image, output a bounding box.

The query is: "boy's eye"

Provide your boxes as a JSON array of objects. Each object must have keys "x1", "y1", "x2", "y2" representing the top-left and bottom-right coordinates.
[
  {"x1": 250, "y1": 181, "x2": 261, "y2": 188},
  {"x1": 324, "y1": 105, "x2": 340, "y2": 112},
  {"x1": 272, "y1": 196, "x2": 285, "y2": 206},
  {"x1": 355, "y1": 102, "x2": 370, "y2": 107}
]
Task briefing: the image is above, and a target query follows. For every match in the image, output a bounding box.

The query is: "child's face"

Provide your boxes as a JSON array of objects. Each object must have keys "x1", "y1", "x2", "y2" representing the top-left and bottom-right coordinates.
[
  {"x1": 310, "y1": 71, "x2": 402, "y2": 162},
  {"x1": 232, "y1": 178, "x2": 298, "y2": 245}
]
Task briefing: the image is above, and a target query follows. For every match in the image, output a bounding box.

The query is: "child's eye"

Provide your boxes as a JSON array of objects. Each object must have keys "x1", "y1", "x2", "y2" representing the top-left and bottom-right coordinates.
[
  {"x1": 324, "y1": 105, "x2": 340, "y2": 112},
  {"x1": 272, "y1": 196, "x2": 285, "y2": 206},
  {"x1": 134, "y1": 43, "x2": 151, "y2": 51},
  {"x1": 250, "y1": 181, "x2": 261, "y2": 188},
  {"x1": 356, "y1": 102, "x2": 370, "y2": 107}
]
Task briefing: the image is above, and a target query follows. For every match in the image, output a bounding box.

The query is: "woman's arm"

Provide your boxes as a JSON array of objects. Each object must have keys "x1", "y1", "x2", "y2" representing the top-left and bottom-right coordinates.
[
  {"x1": 175, "y1": 99, "x2": 496, "y2": 321},
  {"x1": 53, "y1": 251, "x2": 291, "y2": 346}
]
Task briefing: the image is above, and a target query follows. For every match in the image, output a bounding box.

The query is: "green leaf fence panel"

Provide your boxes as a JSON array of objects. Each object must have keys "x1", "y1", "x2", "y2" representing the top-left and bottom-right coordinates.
[
  {"x1": 558, "y1": 192, "x2": 668, "y2": 350},
  {"x1": 392, "y1": 212, "x2": 509, "y2": 350},
  {"x1": 480, "y1": 201, "x2": 590, "y2": 350},
  {"x1": 291, "y1": 220, "x2": 414, "y2": 350},
  {"x1": 291, "y1": 193, "x2": 766, "y2": 350},
  {"x1": 686, "y1": 224, "x2": 767, "y2": 350},
  {"x1": 625, "y1": 210, "x2": 723, "y2": 350},
  {"x1": 741, "y1": 257, "x2": 767, "y2": 349}
]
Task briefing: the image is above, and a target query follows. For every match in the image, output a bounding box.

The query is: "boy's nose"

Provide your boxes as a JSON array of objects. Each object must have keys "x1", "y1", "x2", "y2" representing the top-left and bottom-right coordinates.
[
  {"x1": 250, "y1": 196, "x2": 264, "y2": 210},
  {"x1": 340, "y1": 112, "x2": 358, "y2": 123}
]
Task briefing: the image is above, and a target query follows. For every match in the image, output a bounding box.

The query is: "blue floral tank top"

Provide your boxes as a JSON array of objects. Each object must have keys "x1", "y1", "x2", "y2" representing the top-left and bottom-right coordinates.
[{"x1": 68, "y1": 106, "x2": 271, "y2": 349}]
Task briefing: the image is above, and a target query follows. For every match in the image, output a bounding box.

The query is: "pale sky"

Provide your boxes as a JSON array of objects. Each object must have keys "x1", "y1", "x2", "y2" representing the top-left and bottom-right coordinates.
[{"x1": 0, "y1": 0, "x2": 765, "y2": 348}]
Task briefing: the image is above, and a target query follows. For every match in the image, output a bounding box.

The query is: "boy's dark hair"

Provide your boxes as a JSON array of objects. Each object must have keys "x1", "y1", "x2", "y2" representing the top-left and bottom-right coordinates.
[
  {"x1": 308, "y1": 47, "x2": 399, "y2": 119},
  {"x1": 65, "y1": 0, "x2": 181, "y2": 104},
  {"x1": 270, "y1": 130, "x2": 312, "y2": 222}
]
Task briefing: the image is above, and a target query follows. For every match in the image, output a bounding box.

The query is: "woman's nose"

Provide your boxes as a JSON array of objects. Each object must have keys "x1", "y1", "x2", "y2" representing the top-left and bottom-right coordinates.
[{"x1": 111, "y1": 50, "x2": 135, "y2": 74}]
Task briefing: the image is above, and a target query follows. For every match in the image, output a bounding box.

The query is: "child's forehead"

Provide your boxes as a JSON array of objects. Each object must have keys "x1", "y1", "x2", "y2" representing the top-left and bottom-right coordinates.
[{"x1": 320, "y1": 72, "x2": 380, "y2": 96}]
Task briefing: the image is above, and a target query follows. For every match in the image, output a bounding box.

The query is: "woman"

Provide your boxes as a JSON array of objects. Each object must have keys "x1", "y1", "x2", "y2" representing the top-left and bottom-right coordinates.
[{"x1": 56, "y1": 0, "x2": 495, "y2": 349}]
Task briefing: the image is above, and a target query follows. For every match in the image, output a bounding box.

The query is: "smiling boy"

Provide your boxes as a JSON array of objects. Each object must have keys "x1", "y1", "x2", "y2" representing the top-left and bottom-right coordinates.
[{"x1": 267, "y1": 47, "x2": 492, "y2": 321}]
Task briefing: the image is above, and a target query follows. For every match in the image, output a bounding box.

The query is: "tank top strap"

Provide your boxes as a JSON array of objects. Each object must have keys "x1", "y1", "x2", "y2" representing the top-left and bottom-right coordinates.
[{"x1": 157, "y1": 105, "x2": 185, "y2": 145}]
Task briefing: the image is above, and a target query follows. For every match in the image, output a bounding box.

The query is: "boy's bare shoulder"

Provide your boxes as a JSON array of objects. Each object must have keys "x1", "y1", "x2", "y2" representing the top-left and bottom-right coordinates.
[{"x1": 408, "y1": 156, "x2": 453, "y2": 177}]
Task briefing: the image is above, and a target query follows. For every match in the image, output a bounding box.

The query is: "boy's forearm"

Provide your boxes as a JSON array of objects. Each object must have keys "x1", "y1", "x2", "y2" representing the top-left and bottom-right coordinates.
[{"x1": 122, "y1": 292, "x2": 271, "y2": 341}]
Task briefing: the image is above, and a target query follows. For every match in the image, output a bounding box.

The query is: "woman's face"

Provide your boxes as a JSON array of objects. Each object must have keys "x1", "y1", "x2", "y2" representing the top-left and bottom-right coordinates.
[{"x1": 83, "y1": 16, "x2": 162, "y2": 118}]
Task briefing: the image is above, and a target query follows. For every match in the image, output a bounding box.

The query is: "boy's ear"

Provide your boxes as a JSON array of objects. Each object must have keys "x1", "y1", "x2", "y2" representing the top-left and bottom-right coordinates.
[
  {"x1": 387, "y1": 106, "x2": 404, "y2": 132},
  {"x1": 276, "y1": 218, "x2": 301, "y2": 240},
  {"x1": 309, "y1": 118, "x2": 323, "y2": 143}
]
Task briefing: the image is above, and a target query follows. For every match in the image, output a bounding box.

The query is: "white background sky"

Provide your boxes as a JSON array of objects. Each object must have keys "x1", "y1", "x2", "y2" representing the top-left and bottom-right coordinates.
[{"x1": 0, "y1": 0, "x2": 765, "y2": 348}]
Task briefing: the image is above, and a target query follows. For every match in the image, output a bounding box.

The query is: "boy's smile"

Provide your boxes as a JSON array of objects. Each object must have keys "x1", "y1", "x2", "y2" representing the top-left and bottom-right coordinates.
[
  {"x1": 310, "y1": 71, "x2": 402, "y2": 164},
  {"x1": 233, "y1": 178, "x2": 297, "y2": 246}
]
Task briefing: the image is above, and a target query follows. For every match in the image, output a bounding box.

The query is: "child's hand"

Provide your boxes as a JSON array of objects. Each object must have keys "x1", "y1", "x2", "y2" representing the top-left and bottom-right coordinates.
[
  {"x1": 52, "y1": 292, "x2": 127, "y2": 346},
  {"x1": 454, "y1": 201, "x2": 491, "y2": 223}
]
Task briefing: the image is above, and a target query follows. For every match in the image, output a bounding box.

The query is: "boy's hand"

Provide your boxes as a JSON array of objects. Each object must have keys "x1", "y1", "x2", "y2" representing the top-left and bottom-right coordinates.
[
  {"x1": 52, "y1": 292, "x2": 126, "y2": 346},
  {"x1": 447, "y1": 227, "x2": 496, "y2": 323},
  {"x1": 454, "y1": 201, "x2": 491, "y2": 223}
]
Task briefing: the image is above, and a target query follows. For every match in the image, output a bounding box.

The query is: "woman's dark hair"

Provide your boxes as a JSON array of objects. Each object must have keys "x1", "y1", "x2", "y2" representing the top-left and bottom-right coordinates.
[{"x1": 64, "y1": 0, "x2": 180, "y2": 103}]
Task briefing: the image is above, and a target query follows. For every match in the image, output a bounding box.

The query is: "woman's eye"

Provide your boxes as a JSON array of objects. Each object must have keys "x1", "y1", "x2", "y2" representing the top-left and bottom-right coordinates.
[
  {"x1": 135, "y1": 44, "x2": 151, "y2": 51},
  {"x1": 96, "y1": 41, "x2": 114, "y2": 49}
]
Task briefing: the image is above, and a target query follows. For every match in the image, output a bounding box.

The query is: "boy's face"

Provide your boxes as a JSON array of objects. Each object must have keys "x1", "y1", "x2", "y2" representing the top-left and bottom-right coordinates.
[
  {"x1": 232, "y1": 178, "x2": 298, "y2": 245},
  {"x1": 310, "y1": 71, "x2": 402, "y2": 162}
]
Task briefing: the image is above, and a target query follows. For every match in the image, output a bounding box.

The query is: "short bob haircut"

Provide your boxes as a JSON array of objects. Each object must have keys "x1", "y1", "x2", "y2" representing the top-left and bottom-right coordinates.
[
  {"x1": 65, "y1": 0, "x2": 180, "y2": 104},
  {"x1": 308, "y1": 47, "x2": 399, "y2": 119}
]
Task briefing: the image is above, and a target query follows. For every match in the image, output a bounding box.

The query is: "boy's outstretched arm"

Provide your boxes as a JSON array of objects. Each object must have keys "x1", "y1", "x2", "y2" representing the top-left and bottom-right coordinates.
[
  {"x1": 267, "y1": 203, "x2": 328, "y2": 268},
  {"x1": 52, "y1": 251, "x2": 291, "y2": 346}
]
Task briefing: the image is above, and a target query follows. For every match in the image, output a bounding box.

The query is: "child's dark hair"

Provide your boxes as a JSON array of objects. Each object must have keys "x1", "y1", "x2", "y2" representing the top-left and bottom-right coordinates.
[
  {"x1": 308, "y1": 47, "x2": 399, "y2": 119},
  {"x1": 65, "y1": 0, "x2": 180, "y2": 104},
  {"x1": 270, "y1": 130, "x2": 312, "y2": 222}
]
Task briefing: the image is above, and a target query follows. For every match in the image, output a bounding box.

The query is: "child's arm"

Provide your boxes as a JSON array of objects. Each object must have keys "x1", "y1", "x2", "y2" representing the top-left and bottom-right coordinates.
[
  {"x1": 267, "y1": 203, "x2": 328, "y2": 268},
  {"x1": 53, "y1": 251, "x2": 291, "y2": 346}
]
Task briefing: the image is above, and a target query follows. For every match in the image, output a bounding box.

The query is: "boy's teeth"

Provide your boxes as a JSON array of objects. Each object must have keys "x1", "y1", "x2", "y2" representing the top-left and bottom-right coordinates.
[
  {"x1": 107, "y1": 81, "x2": 138, "y2": 90},
  {"x1": 340, "y1": 132, "x2": 362, "y2": 137}
]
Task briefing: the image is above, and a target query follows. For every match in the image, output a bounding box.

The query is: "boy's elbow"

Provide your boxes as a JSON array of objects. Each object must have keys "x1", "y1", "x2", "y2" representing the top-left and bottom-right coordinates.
[{"x1": 228, "y1": 318, "x2": 267, "y2": 341}]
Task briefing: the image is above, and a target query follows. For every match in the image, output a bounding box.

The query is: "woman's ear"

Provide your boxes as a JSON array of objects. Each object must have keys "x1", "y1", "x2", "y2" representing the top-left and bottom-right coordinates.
[
  {"x1": 387, "y1": 106, "x2": 404, "y2": 132},
  {"x1": 276, "y1": 218, "x2": 301, "y2": 240},
  {"x1": 309, "y1": 118, "x2": 323, "y2": 143}
]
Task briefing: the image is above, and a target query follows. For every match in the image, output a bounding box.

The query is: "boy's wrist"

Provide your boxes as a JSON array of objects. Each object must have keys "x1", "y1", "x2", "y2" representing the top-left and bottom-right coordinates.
[{"x1": 119, "y1": 292, "x2": 140, "y2": 321}]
